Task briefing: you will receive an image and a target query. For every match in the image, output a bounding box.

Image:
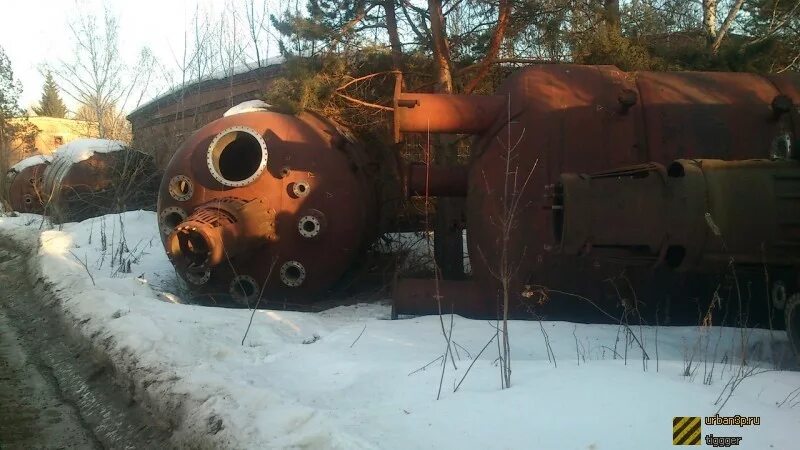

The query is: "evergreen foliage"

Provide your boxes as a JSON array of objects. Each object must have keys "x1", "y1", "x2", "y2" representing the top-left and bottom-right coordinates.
[{"x1": 32, "y1": 71, "x2": 68, "y2": 118}]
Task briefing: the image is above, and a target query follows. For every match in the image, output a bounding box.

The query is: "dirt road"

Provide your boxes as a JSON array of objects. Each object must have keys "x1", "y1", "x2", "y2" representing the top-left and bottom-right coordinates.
[{"x1": 0, "y1": 247, "x2": 169, "y2": 449}]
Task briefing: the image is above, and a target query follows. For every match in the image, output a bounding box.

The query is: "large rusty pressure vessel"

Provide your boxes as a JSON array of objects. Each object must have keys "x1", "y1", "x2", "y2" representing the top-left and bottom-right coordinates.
[
  {"x1": 5, "y1": 155, "x2": 51, "y2": 214},
  {"x1": 157, "y1": 110, "x2": 380, "y2": 305},
  {"x1": 393, "y1": 64, "x2": 800, "y2": 319},
  {"x1": 43, "y1": 139, "x2": 159, "y2": 223}
]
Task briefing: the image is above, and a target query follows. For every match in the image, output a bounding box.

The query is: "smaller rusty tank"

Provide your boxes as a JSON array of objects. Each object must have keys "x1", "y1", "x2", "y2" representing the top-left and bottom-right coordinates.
[
  {"x1": 43, "y1": 139, "x2": 159, "y2": 223},
  {"x1": 5, "y1": 155, "x2": 51, "y2": 214},
  {"x1": 157, "y1": 109, "x2": 384, "y2": 305}
]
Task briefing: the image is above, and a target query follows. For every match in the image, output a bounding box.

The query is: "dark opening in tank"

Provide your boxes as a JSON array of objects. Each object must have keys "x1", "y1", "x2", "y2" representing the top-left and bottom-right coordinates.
[
  {"x1": 209, "y1": 130, "x2": 265, "y2": 184},
  {"x1": 163, "y1": 212, "x2": 184, "y2": 232},
  {"x1": 285, "y1": 266, "x2": 302, "y2": 282},
  {"x1": 177, "y1": 229, "x2": 211, "y2": 266},
  {"x1": 231, "y1": 277, "x2": 258, "y2": 298},
  {"x1": 665, "y1": 245, "x2": 686, "y2": 268},
  {"x1": 668, "y1": 161, "x2": 686, "y2": 178}
]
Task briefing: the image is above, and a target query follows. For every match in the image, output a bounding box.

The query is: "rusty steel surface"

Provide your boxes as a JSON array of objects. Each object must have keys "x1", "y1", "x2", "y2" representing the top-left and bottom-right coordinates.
[
  {"x1": 553, "y1": 159, "x2": 800, "y2": 272},
  {"x1": 392, "y1": 279, "x2": 490, "y2": 318},
  {"x1": 6, "y1": 158, "x2": 50, "y2": 214},
  {"x1": 43, "y1": 149, "x2": 158, "y2": 223},
  {"x1": 405, "y1": 163, "x2": 468, "y2": 198},
  {"x1": 157, "y1": 110, "x2": 381, "y2": 304},
  {"x1": 389, "y1": 64, "x2": 800, "y2": 320},
  {"x1": 394, "y1": 92, "x2": 505, "y2": 141}
]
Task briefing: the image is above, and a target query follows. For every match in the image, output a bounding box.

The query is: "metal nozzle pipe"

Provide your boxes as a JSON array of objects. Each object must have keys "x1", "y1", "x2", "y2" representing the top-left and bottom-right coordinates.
[
  {"x1": 166, "y1": 197, "x2": 276, "y2": 270},
  {"x1": 392, "y1": 73, "x2": 505, "y2": 142}
]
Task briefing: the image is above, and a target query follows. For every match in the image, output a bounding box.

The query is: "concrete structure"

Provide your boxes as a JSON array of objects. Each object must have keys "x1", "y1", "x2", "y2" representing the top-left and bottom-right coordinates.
[
  {"x1": 4, "y1": 116, "x2": 98, "y2": 167},
  {"x1": 28, "y1": 116, "x2": 99, "y2": 154},
  {"x1": 127, "y1": 64, "x2": 282, "y2": 168}
]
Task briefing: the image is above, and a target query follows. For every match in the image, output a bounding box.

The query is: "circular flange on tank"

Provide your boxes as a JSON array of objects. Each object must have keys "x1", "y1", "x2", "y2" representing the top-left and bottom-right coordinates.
[
  {"x1": 168, "y1": 175, "x2": 194, "y2": 201},
  {"x1": 206, "y1": 126, "x2": 269, "y2": 187}
]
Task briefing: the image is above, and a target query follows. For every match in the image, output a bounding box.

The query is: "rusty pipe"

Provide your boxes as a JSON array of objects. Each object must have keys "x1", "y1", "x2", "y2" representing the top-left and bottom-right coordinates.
[
  {"x1": 552, "y1": 158, "x2": 800, "y2": 272},
  {"x1": 392, "y1": 74, "x2": 505, "y2": 141},
  {"x1": 405, "y1": 163, "x2": 469, "y2": 197},
  {"x1": 393, "y1": 93, "x2": 505, "y2": 140}
]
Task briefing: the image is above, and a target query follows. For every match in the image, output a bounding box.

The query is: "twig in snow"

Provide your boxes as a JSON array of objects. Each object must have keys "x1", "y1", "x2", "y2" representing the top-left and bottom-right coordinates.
[
  {"x1": 777, "y1": 385, "x2": 800, "y2": 408},
  {"x1": 714, "y1": 366, "x2": 773, "y2": 413},
  {"x1": 453, "y1": 341, "x2": 472, "y2": 360},
  {"x1": 408, "y1": 355, "x2": 444, "y2": 376},
  {"x1": 600, "y1": 345, "x2": 624, "y2": 359},
  {"x1": 69, "y1": 250, "x2": 95, "y2": 286},
  {"x1": 350, "y1": 324, "x2": 367, "y2": 348},
  {"x1": 437, "y1": 308, "x2": 456, "y2": 400},
  {"x1": 546, "y1": 287, "x2": 650, "y2": 361},
  {"x1": 454, "y1": 333, "x2": 498, "y2": 393},
  {"x1": 241, "y1": 256, "x2": 279, "y2": 346}
]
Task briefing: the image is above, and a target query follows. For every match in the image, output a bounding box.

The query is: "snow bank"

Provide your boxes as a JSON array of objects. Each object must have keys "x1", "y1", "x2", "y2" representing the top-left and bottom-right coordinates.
[
  {"x1": 1, "y1": 211, "x2": 799, "y2": 449},
  {"x1": 9, "y1": 154, "x2": 52, "y2": 173},
  {"x1": 223, "y1": 100, "x2": 271, "y2": 117},
  {"x1": 52, "y1": 138, "x2": 126, "y2": 163}
]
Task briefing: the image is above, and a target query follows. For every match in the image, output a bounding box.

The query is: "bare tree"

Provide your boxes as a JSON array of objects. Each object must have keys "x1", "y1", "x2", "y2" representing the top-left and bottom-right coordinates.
[
  {"x1": 702, "y1": 0, "x2": 747, "y2": 54},
  {"x1": 244, "y1": 0, "x2": 274, "y2": 67},
  {"x1": 53, "y1": 5, "x2": 157, "y2": 141}
]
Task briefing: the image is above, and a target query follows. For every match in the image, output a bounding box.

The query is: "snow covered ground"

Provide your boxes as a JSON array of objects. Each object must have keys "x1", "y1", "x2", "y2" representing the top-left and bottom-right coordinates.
[{"x1": 0, "y1": 210, "x2": 798, "y2": 449}]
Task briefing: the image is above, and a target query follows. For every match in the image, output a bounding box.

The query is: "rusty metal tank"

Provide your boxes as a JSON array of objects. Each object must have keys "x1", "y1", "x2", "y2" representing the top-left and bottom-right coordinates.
[
  {"x1": 552, "y1": 158, "x2": 800, "y2": 272},
  {"x1": 43, "y1": 139, "x2": 159, "y2": 223},
  {"x1": 393, "y1": 64, "x2": 800, "y2": 320},
  {"x1": 157, "y1": 110, "x2": 381, "y2": 305},
  {"x1": 551, "y1": 157, "x2": 800, "y2": 353},
  {"x1": 5, "y1": 155, "x2": 51, "y2": 214}
]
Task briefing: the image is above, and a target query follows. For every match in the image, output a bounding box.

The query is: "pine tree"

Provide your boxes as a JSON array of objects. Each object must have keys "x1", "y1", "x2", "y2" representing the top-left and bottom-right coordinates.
[{"x1": 32, "y1": 71, "x2": 67, "y2": 118}]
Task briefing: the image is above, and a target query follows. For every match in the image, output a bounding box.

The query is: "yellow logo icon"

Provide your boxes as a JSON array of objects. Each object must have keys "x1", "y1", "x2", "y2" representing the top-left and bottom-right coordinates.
[{"x1": 673, "y1": 417, "x2": 702, "y2": 445}]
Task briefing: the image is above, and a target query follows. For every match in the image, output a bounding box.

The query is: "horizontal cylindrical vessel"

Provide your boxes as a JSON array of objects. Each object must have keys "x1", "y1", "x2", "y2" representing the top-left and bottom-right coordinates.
[
  {"x1": 43, "y1": 139, "x2": 159, "y2": 223},
  {"x1": 391, "y1": 64, "x2": 800, "y2": 321},
  {"x1": 553, "y1": 159, "x2": 800, "y2": 271}
]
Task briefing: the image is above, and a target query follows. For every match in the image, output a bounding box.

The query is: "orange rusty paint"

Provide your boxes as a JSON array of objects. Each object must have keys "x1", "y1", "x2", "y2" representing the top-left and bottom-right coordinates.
[
  {"x1": 6, "y1": 160, "x2": 49, "y2": 214},
  {"x1": 392, "y1": 64, "x2": 800, "y2": 320},
  {"x1": 42, "y1": 150, "x2": 158, "y2": 223},
  {"x1": 393, "y1": 92, "x2": 505, "y2": 141},
  {"x1": 157, "y1": 110, "x2": 380, "y2": 304}
]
